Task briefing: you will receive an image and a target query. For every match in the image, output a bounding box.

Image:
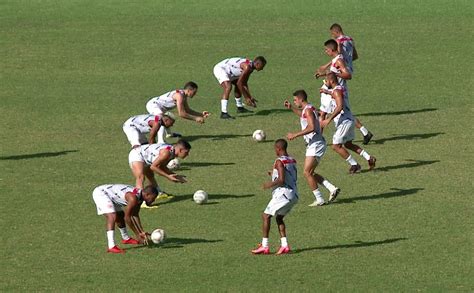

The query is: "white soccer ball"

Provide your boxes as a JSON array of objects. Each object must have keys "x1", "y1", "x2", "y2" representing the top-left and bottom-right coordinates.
[
  {"x1": 151, "y1": 228, "x2": 166, "y2": 244},
  {"x1": 193, "y1": 190, "x2": 208, "y2": 204},
  {"x1": 252, "y1": 129, "x2": 266, "y2": 142},
  {"x1": 167, "y1": 158, "x2": 180, "y2": 170}
]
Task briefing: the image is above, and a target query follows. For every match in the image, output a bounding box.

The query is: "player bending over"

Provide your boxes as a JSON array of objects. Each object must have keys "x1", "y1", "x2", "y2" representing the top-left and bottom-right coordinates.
[
  {"x1": 252, "y1": 139, "x2": 297, "y2": 255},
  {"x1": 284, "y1": 90, "x2": 340, "y2": 206},
  {"x1": 128, "y1": 140, "x2": 191, "y2": 191},
  {"x1": 92, "y1": 184, "x2": 159, "y2": 253},
  {"x1": 213, "y1": 56, "x2": 266, "y2": 119},
  {"x1": 316, "y1": 38, "x2": 373, "y2": 144},
  {"x1": 146, "y1": 81, "x2": 209, "y2": 141},
  {"x1": 123, "y1": 113, "x2": 175, "y2": 148},
  {"x1": 320, "y1": 73, "x2": 376, "y2": 173}
]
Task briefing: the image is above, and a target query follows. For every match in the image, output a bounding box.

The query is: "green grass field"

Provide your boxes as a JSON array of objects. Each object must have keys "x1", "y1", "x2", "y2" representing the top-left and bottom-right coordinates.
[{"x1": 1, "y1": 0, "x2": 473, "y2": 291}]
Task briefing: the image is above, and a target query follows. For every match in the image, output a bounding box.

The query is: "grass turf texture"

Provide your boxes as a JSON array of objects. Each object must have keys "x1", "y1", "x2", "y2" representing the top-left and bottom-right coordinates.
[{"x1": 1, "y1": 0, "x2": 473, "y2": 291}]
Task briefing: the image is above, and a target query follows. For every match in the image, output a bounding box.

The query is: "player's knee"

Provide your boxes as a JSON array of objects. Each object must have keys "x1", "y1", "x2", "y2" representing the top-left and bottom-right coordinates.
[{"x1": 303, "y1": 169, "x2": 314, "y2": 178}]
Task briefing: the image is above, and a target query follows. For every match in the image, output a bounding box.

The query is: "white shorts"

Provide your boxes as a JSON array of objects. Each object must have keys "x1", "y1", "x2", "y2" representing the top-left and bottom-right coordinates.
[
  {"x1": 128, "y1": 148, "x2": 145, "y2": 168},
  {"x1": 333, "y1": 119, "x2": 355, "y2": 144},
  {"x1": 213, "y1": 65, "x2": 237, "y2": 85},
  {"x1": 306, "y1": 139, "x2": 327, "y2": 158},
  {"x1": 123, "y1": 125, "x2": 147, "y2": 147},
  {"x1": 264, "y1": 188, "x2": 298, "y2": 216},
  {"x1": 146, "y1": 99, "x2": 165, "y2": 115},
  {"x1": 92, "y1": 188, "x2": 122, "y2": 215}
]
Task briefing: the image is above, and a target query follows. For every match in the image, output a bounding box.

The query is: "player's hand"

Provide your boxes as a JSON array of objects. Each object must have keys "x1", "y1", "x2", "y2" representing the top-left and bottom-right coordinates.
[
  {"x1": 195, "y1": 117, "x2": 205, "y2": 124},
  {"x1": 284, "y1": 100, "x2": 291, "y2": 109},
  {"x1": 314, "y1": 72, "x2": 321, "y2": 79},
  {"x1": 262, "y1": 181, "x2": 273, "y2": 190},
  {"x1": 286, "y1": 133, "x2": 297, "y2": 141},
  {"x1": 169, "y1": 174, "x2": 187, "y2": 183},
  {"x1": 319, "y1": 88, "x2": 330, "y2": 95},
  {"x1": 245, "y1": 97, "x2": 257, "y2": 107},
  {"x1": 202, "y1": 111, "x2": 210, "y2": 118},
  {"x1": 139, "y1": 232, "x2": 151, "y2": 246}
]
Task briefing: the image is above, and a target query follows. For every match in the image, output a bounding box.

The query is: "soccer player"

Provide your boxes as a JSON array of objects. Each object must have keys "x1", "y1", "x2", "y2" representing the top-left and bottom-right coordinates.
[
  {"x1": 213, "y1": 56, "x2": 267, "y2": 119},
  {"x1": 320, "y1": 73, "x2": 376, "y2": 173},
  {"x1": 284, "y1": 90, "x2": 340, "y2": 206},
  {"x1": 128, "y1": 140, "x2": 191, "y2": 190},
  {"x1": 123, "y1": 113, "x2": 175, "y2": 148},
  {"x1": 92, "y1": 184, "x2": 159, "y2": 253},
  {"x1": 146, "y1": 81, "x2": 210, "y2": 142},
  {"x1": 251, "y1": 139, "x2": 298, "y2": 255},
  {"x1": 316, "y1": 36, "x2": 374, "y2": 144}
]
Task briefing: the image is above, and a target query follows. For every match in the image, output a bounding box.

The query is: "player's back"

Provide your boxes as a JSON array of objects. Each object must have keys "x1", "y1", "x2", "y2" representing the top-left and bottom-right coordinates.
[
  {"x1": 140, "y1": 143, "x2": 174, "y2": 165},
  {"x1": 337, "y1": 35, "x2": 355, "y2": 73},
  {"x1": 124, "y1": 114, "x2": 159, "y2": 132},
  {"x1": 217, "y1": 57, "x2": 251, "y2": 78},
  {"x1": 149, "y1": 90, "x2": 183, "y2": 112},
  {"x1": 98, "y1": 184, "x2": 138, "y2": 207}
]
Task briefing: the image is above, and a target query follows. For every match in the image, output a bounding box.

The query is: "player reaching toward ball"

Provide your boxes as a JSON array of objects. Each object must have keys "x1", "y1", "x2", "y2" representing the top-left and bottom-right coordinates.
[
  {"x1": 122, "y1": 113, "x2": 175, "y2": 148},
  {"x1": 146, "y1": 81, "x2": 210, "y2": 142},
  {"x1": 251, "y1": 139, "x2": 297, "y2": 255},
  {"x1": 128, "y1": 140, "x2": 191, "y2": 191},
  {"x1": 92, "y1": 184, "x2": 159, "y2": 253},
  {"x1": 316, "y1": 35, "x2": 374, "y2": 145},
  {"x1": 213, "y1": 56, "x2": 267, "y2": 119},
  {"x1": 284, "y1": 90, "x2": 340, "y2": 206},
  {"x1": 320, "y1": 73, "x2": 376, "y2": 173}
]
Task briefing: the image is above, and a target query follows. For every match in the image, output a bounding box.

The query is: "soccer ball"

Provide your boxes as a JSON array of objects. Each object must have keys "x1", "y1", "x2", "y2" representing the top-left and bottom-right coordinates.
[
  {"x1": 167, "y1": 158, "x2": 180, "y2": 170},
  {"x1": 252, "y1": 130, "x2": 266, "y2": 142},
  {"x1": 150, "y1": 228, "x2": 166, "y2": 244},
  {"x1": 193, "y1": 190, "x2": 208, "y2": 204}
]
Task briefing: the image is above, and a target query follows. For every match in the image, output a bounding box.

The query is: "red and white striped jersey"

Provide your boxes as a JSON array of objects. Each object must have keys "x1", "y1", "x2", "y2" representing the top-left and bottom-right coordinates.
[
  {"x1": 300, "y1": 104, "x2": 324, "y2": 144},
  {"x1": 272, "y1": 155, "x2": 298, "y2": 193},
  {"x1": 96, "y1": 184, "x2": 142, "y2": 207},
  {"x1": 123, "y1": 114, "x2": 160, "y2": 133}
]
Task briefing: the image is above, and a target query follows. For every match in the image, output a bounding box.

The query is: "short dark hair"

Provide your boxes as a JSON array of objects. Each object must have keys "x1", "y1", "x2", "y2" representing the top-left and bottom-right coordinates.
[
  {"x1": 184, "y1": 81, "x2": 198, "y2": 90},
  {"x1": 324, "y1": 39, "x2": 338, "y2": 51},
  {"x1": 143, "y1": 185, "x2": 158, "y2": 196},
  {"x1": 330, "y1": 23, "x2": 343, "y2": 32},
  {"x1": 176, "y1": 139, "x2": 191, "y2": 150},
  {"x1": 326, "y1": 72, "x2": 338, "y2": 83},
  {"x1": 292, "y1": 89, "x2": 308, "y2": 101},
  {"x1": 275, "y1": 139, "x2": 288, "y2": 150},
  {"x1": 254, "y1": 56, "x2": 267, "y2": 66}
]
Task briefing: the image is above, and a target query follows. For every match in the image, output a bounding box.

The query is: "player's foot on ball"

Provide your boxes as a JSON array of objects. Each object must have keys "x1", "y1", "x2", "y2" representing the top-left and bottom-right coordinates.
[
  {"x1": 349, "y1": 164, "x2": 362, "y2": 174},
  {"x1": 328, "y1": 188, "x2": 341, "y2": 203},
  {"x1": 107, "y1": 246, "x2": 125, "y2": 254},
  {"x1": 237, "y1": 106, "x2": 252, "y2": 113},
  {"x1": 308, "y1": 199, "x2": 326, "y2": 207},
  {"x1": 276, "y1": 246, "x2": 291, "y2": 255},
  {"x1": 363, "y1": 131, "x2": 373, "y2": 145},
  {"x1": 251, "y1": 244, "x2": 270, "y2": 255},
  {"x1": 121, "y1": 238, "x2": 140, "y2": 245},
  {"x1": 220, "y1": 112, "x2": 234, "y2": 119},
  {"x1": 368, "y1": 156, "x2": 377, "y2": 170}
]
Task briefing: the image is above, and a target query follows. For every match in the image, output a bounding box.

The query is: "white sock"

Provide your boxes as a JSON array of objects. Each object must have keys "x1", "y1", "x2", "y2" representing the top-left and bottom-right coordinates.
[
  {"x1": 360, "y1": 150, "x2": 371, "y2": 161},
  {"x1": 119, "y1": 227, "x2": 130, "y2": 240},
  {"x1": 360, "y1": 126, "x2": 369, "y2": 136},
  {"x1": 280, "y1": 237, "x2": 288, "y2": 247},
  {"x1": 312, "y1": 188, "x2": 324, "y2": 201},
  {"x1": 221, "y1": 99, "x2": 228, "y2": 113},
  {"x1": 235, "y1": 97, "x2": 244, "y2": 107},
  {"x1": 106, "y1": 230, "x2": 115, "y2": 249},
  {"x1": 346, "y1": 155, "x2": 358, "y2": 166},
  {"x1": 262, "y1": 237, "x2": 269, "y2": 248},
  {"x1": 322, "y1": 179, "x2": 337, "y2": 193},
  {"x1": 157, "y1": 126, "x2": 166, "y2": 144}
]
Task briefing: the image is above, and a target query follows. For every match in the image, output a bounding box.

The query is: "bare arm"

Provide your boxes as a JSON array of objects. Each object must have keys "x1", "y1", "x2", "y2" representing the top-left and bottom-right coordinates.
[
  {"x1": 150, "y1": 149, "x2": 187, "y2": 183},
  {"x1": 175, "y1": 93, "x2": 204, "y2": 123},
  {"x1": 284, "y1": 100, "x2": 302, "y2": 117},
  {"x1": 335, "y1": 59, "x2": 352, "y2": 80},
  {"x1": 236, "y1": 63, "x2": 257, "y2": 107},
  {"x1": 124, "y1": 194, "x2": 147, "y2": 241},
  {"x1": 148, "y1": 120, "x2": 161, "y2": 144},
  {"x1": 287, "y1": 107, "x2": 316, "y2": 140},
  {"x1": 263, "y1": 160, "x2": 285, "y2": 189},
  {"x1": 315, "y1": 61, "x2": 331, "y2": 78}
]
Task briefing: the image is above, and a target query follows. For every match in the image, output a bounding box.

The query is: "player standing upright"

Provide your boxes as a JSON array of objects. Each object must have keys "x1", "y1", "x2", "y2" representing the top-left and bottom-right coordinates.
[
  {"x1": 146, "y1": 81, "x2": 209, "y2": 142},
  {"x1": 213, "y1": 56, "x2": 266, "y2": 119},
  {"x1": 122, "y1": 113, "x2": 175, "y2": 148},
  {"x1": 320, "y1": 73, "x2": 376, "y2": 173},
  {"x1": 284, "y1": 90, "x2": 340, "y2": 206},
  {"x1": 92, "y1": 184, "x2": 159, "y2": 253},
  {"x1": 252, "y1": 139, "x2": 298, "y2": 255},
  {"x1": 316, "y1": 31, "x2": 374, "y2": 144}
]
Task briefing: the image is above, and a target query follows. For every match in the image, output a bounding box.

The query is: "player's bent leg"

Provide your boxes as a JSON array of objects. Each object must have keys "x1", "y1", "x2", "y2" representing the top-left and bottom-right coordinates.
[
  {"x1": 354, "y1": 117, "x2": 373, "y2": 144},
  {"x1": 130, "y1": 162, "x2": 145, "y2": 189},
  {"x1": 275, "y1": 215, "x2": 290, "y2": 255},
  {"x1": 103, "y1": 213, "x2": 125, "y2": 253},
  {"x1": 114, "y1": 211, "x2": 140, "y2": 244},
  {"x1": 220, "y1": 81, "x2": 234, "y2": 119},
  {"x1": 304, "y1": 156, "x2": 326, "y2": 206}
]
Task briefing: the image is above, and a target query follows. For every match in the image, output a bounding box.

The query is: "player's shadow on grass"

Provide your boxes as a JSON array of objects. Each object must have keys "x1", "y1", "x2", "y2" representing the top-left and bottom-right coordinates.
[
  {"x1": 158, "y1": 193, "x2": 255, "y2": 206},
  {"x1": 254, "y1": 108, "x2": 289, "y2": 116},
  {"x1": 179, "y1": 162, "x2": 235, "y2": 170},
  {"x1": 356, "y1": 108, "x2": 437, "y2": 117},
  {"x1": 293, "y1": 237, "x2": 407, "y2": 254},
  {"x1": 0, "y1": 150, "x2": 79, "y2": 160},
  {"x1": 184, "y1": 134, "x2": 250, "y2": 142},
  {"x1": 370, "y1": 132, "x2": 444, "y2": 145},
  {"x1": 333, "y1": 188, "x2": 423, "y2": 204},
  {"x1": 125, "y1": 237, "x2": 223, "y2": 250},
  {"x1": 364, "y1": 159, "x2": 440, "y2": 173}
]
